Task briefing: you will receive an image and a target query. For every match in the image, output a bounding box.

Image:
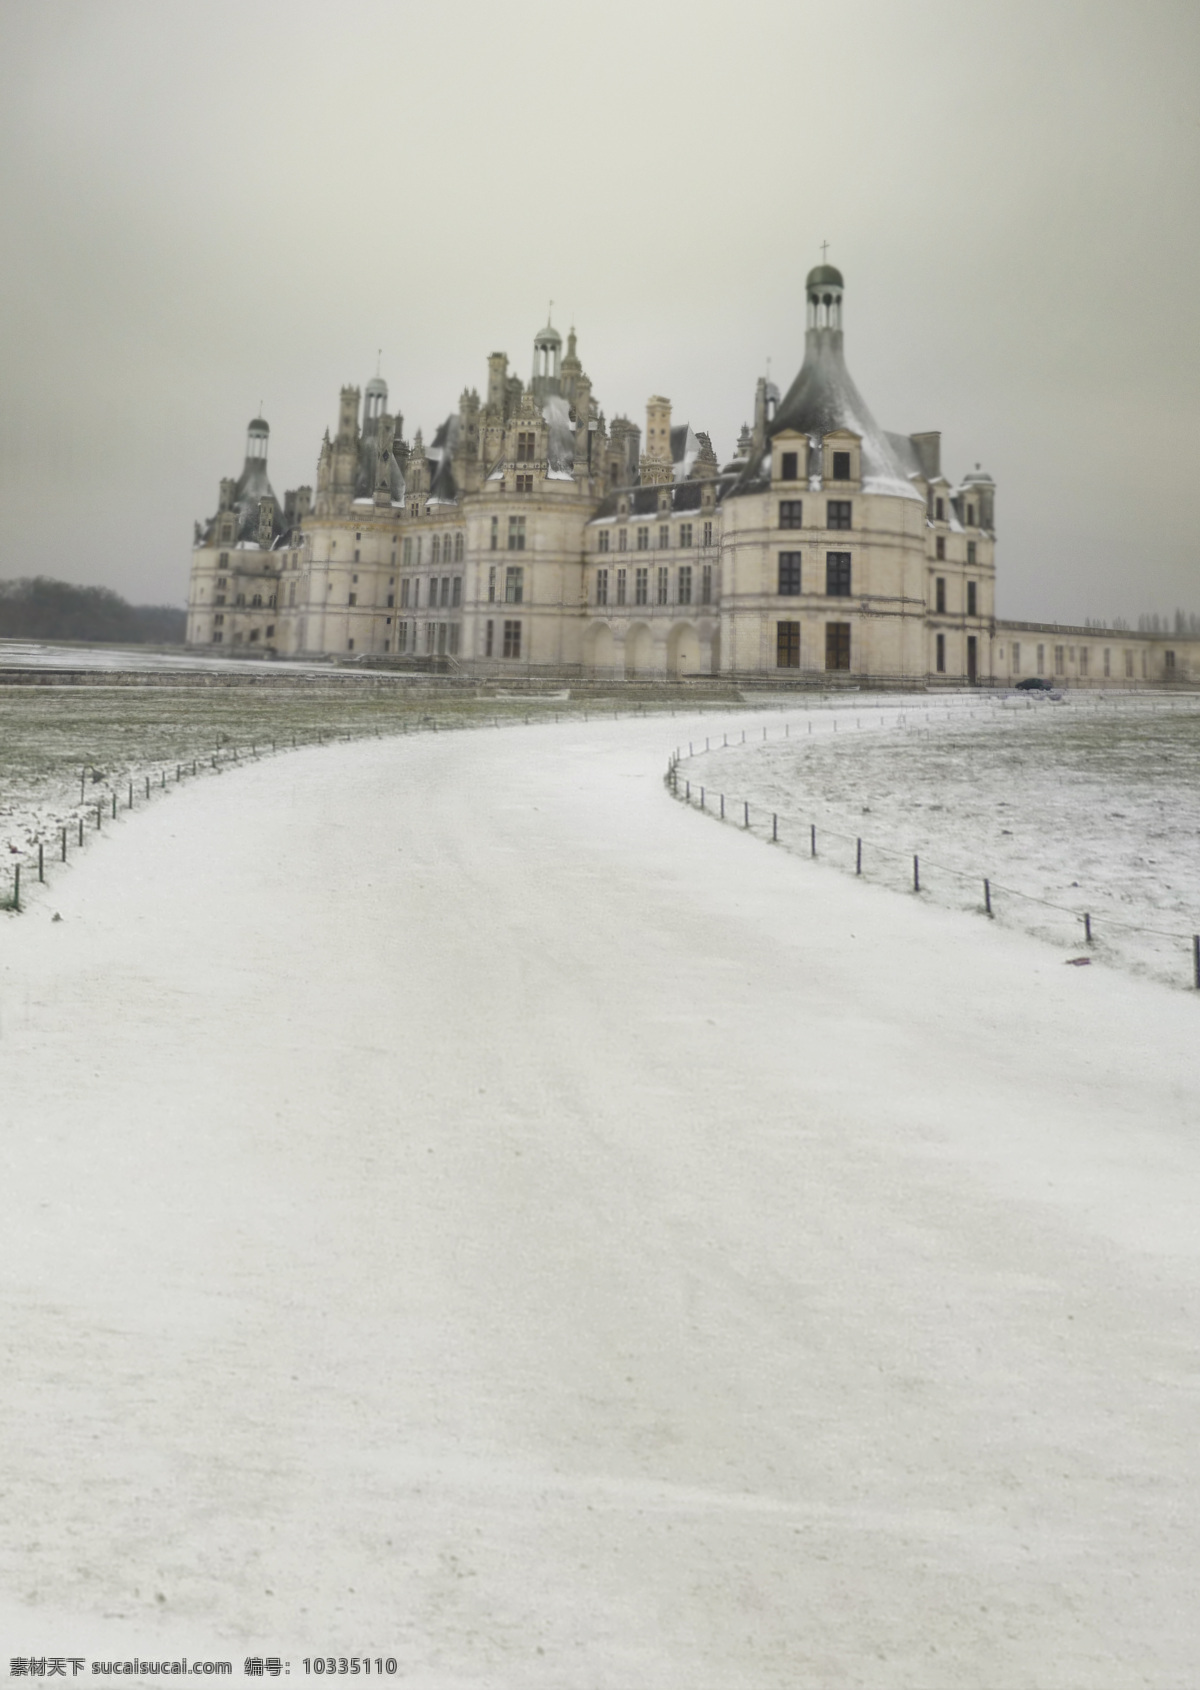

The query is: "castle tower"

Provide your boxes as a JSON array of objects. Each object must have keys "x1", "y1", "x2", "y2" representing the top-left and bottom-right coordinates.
[
  {"x1": 244, "y1": 416, "x2": 269, "y2": 466},
  {"x1": 640, "y1": 396, "x2": 673, "y2": 485},
  {"x1": 363, "y1": 376, "x2": 388, "y2": 432}
]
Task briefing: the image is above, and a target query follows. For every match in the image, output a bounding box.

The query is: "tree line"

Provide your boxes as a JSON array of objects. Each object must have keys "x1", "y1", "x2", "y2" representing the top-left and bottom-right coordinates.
[{"x1": 0, "y1": 577, "x2": 186, "y2": 645}]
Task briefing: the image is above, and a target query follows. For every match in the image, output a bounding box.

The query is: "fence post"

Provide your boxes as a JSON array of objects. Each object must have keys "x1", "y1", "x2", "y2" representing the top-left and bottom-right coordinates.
[
  {"x1": 811, "y1": 824, "x2": 817, "y2": 857},
  {"x1": 744, "y1": 801, "x2": 750, "y2": 829},
  {"x1": 78, "y1": 818, "x2": 84, "y2": 847},
  {"x1": 61, "y1": 827, "x2": 67, "y2": 862},
  {"x1": 12, "y1": 865, "x2": 18, "y2": 912},
  {"x1": 96, "y1": 803, "x2": 102, "y2": 830},
  {"x1": 1084, "y1": 913, "x2": 1093, "y2": 945},
  {"x1": 984, "y1": 877, "x2": 992, "y2": 917},
  {"x1": 701, "y1": 787, "x2": 706, "y2": 810},
  {"x1": 772, "y1": 812, "x2": 778, "y2": 842},
  {"x1": 38, "y1": 842, "x2": 44, "y2": 883},
  {"x1": 856, "y1": 838, "x2": 862, "y2": 875},
  {"x1": 111, "y1": 792, "x2": 117, "y2": 818},
  {"x1": 913, "y1": 855, "x2": 920, "y2": 892},
  {"x1": 146, "y1": 776, "x2": 151, "y2": 799},
  {"x1": 1194, "y1": 935, "x2": 1200, "y2": 991},
  {"x1": 685, "y1": 781, "x2": 690, "y2": 801}
]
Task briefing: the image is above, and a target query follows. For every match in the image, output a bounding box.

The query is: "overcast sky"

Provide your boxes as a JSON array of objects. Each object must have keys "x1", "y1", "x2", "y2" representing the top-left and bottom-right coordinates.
[{"x1": 1, "y1": 0, "x2": 1197, "y2": 621}]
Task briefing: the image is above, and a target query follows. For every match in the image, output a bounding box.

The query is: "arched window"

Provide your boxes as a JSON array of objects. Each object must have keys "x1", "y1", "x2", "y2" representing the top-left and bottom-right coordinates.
[
  {"x1": 431, "y1": 535, "x2": 441, "y2": 564},
  {"x1": 454, "y1": 532, "x2": 464, "y2": 562}
]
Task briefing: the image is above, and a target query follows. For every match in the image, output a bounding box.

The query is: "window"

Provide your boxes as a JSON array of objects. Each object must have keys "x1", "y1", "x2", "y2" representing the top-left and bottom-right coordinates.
[
  {"x1": 347, "y1": 638, "x2": 354, "y2": 651},
  {"x1": 235, "y1": 593, "x2": 245, "y2": 607},
  {"x1": 967, "y1": 504, "x2": 975, "y2": 526},
  {"x1": 935, "y1": 498, "x2": 945, "y2": 521},
  {"x1": 403, "y1": 538, "x2": 412, "y2": 565},
  {"x1": 658, "y1": 524, "x2": 669, "y2": 550},
  {"x1": 656, "y1": 566, "x2": 669, "y2": 605},
  {"x1": 1124, "y1": 649, "x2": 1133, "y2": 678},
  {"x1": 935, "y1": 536, "x2": 945, "y2": 561},
  {"x1": 515, "y1": 474, "x2": 533, "y2": 493},
  {"x1": 452, "y1": 576, "x2": 462, "y2": 608},
  {"x1": 440, "y1": 576, "x2": 450, "y2": 608},
  {"x1": 397, "y1": 623, "x2": 408, "y2": 652},
  {"x1": 634, "y1": 567, "x2": 649, "y2": 605},
  {"x1": 1166, "y1": 649, "x2": 1176, "y2": 673},
  {"x1": 508, "y1": 516, "x2": 526, "y2": 551},
  {"x1": 636, "y1": 527, "x2": 649, "y2": 551},
  {"x1": 598, "y1": 529, "x2": 610, "y2": 552},
  {"x1": 618, "y1": 527, "x2": 628, "y2": 552},
  {"x1": 212, "y1": 631, "x2": 223, "y2": 643},
  {"x1": 485, "y1": 619, "x2": 494, "y2": 657},
  {"x1": 505, "y1": 566, "x2": 524, "y2": 603},
  {"x1": 616, "y1": 568, "x2": 627, "y2": 605},
  {"x1": 354, "y1": 549, "x2": 360, "y2": 563},
  {"x1": 219, "y1": 552, "x2": 229, "y2": 567},
  {"x1": 936, "y1": 632, "x2": 945, "y2": 673},
  {"x1": 779, "y1": 500, "x2": 803, "y2": 529},
  {"x1": 517, "y1": 430, "x2": 536, "y2": 461},
  {"x1": 827, "y1": 500, "x2": 852, "y2": 530},
  {"x1": 437, "y1": 623, "x2": 447, "y2": 656},
  {"x1": 825, "y1": 623, "x2": 851, "y2": 671},
  {"x1": 967, "y1": 540, "x2": 977, "y2": 565},
  {"x1": 778, "y1": 553, "x2": 802, "y2": 595},
  {"x1": 1054, "y1": 646, "x2": 1065, "y2": 676},
  {"x1": 214, "y1": 593, "x2": 226, "y2": 607},
  {"x1": 935, "y1": 577, "x2": 946, "y2": 614},
  {"x1": 1012, "y1": 641, "x2": 1021, "y2": 674},
  {"x1": 425, "y1": 624, "x2": 434, "y2": 654},
  {"x1": 487, "y1": 566, "x2": 496, "y2": 602},
  {"x1": 213, "y1": 612, "x2": 224, "y2": 626},
  {"x1": 490, "y1": 517, "x2": 499, "y2": 551},
  {"x1": 678, "y1": 565, "x2": 692, "y2": 605},
  {"x1": 777, "y1": 621, "x2": 800, "y2": 668},
  {"x1": 449, "y1": 624, "x2": 460, "y2": 656},
  {"x1": 344, "y1": 591, "x2": 357, "y2": 608},
  {"x1": 596, "y1": 568, "x2": 609, "y2": 606},
  {"x1": 702, "y1": 520, "x2": 713, "y2": 547},
  {"x1": 679, "y1": 522, "x2": 693, "y2": 547},
  {"x1": 1079, "y1": 647, "x2": 1089, "y2": 676},
  {"x1": 431, "y1": 536, "x2": 441, "y2": 565},
  {"x1": 412, "y1": 579, "x2": 420, "y2": 608},
  {"x1": 454, "y1": 532, "x2": 464, "y2": 562},
  {"x1": 1037, "y1": 644, "x2": 1046, "y2": 675},
  {"x1": 1103, "y1": 648, "x2": 1111, "y2": 677},
  {"x1": 826, "y1": 552, "x2": 851, "y2": 596},
  {"x1": 503, "y1": 619, "x2": 522, "y2": 659},
  {"x1": 701, "y1": 563, "x2": 712, "y2": 604},
  {"x1": 780, "y1": 451, "x2": 798, "y2": 481},
  {"x1": 215, "y1": 576, "x2": 227, "y2": 588},
  {"x1": 832, "y1": 450, "x2": 851, "y2": 481},
  {"x1": 287, "y1": 584, "x2": 295, "y2": 607},
  {"x1": 383, "y1": 640, "x2": 389, "y2": 653},
  {"x1": 387, "y1": 592, "x2": 394, "y2": 608}
]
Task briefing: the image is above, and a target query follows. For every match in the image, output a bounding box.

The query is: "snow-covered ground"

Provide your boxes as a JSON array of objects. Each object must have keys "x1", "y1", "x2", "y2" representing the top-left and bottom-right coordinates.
[
  {"x1": 2, "y1": 711, "x2": 1200, "y2": 1685},
  {"x1": 686, "y1": 692, "x2": 1200, "y2": 989}
]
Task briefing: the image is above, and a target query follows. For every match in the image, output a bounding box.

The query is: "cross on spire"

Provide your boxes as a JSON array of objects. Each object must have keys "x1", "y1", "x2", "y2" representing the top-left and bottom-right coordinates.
[
  {"x1": 820, "y1": 240, "x2": 830, "y2": 263},
  {"x1": 547, "y1": 299, "x2": 553, "y2": 324}
]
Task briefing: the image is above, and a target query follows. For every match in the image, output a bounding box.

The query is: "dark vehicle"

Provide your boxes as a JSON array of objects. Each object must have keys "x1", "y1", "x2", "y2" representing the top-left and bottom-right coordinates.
[{"x1": 1014, "y1": 676, "x2": 1054, "y2": 691}]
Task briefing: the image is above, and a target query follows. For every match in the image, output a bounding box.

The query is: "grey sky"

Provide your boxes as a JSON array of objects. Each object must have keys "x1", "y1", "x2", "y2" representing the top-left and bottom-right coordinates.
[{"x1": 1, "y1": 0, "x2": 1197, "y2": 621}]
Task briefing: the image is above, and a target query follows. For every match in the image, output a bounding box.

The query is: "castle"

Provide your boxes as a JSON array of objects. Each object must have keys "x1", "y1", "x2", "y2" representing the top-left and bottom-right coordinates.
[{"x1": 186, "y1": 266, "x2": 1192, "y2": 687}]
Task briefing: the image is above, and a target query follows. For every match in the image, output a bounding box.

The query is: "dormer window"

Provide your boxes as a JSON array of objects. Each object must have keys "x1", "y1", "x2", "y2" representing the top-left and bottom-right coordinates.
[
  {"x1": 967, "y1": 503, "x2": 975, "y2": 526},
  {"x1": 517, "y1": 431, "x2": 536, "y2": 462},
  {"x1": 780, "y1": 451, "x2": 798, "y2": 481},
  {"x1": 936, "y1": 497, "x2": 945, "y2": 522},
  {"x1": 832, "y1": 451, "x2": 851, "y2": 481}
]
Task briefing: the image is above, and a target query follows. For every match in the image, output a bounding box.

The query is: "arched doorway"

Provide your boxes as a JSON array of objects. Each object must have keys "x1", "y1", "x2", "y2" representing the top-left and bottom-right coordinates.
[
  {"x1": 625, "y1": 622, "x2": 654, "y2": 676},
  {"x1": 585, "y1": 622, "x2": 615, "y2": 674},
  {"x1": 667, "y1": 622, "x2": 701, "y2": 677}
]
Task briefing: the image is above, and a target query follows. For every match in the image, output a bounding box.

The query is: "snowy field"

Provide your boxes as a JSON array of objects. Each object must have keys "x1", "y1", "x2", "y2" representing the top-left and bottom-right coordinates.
[
  {"x1": 2, "y1": 710, "x2": 1200, "y2": 1686},
  {"x1": 686, "y1": 692, "x2": 1200, "y2": 990}
]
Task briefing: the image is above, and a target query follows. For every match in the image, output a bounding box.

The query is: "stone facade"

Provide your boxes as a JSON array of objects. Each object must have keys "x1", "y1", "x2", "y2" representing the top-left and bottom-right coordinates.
[{"x1": 186, "y1": 271, "x2": 1198, "y2": 685}]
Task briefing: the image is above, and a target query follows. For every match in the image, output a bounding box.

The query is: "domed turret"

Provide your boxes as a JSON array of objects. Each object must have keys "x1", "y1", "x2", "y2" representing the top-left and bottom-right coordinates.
[
  {"x1": 532, "y1": 312, "x2": 562, "y2": 401},
  {"x1": 364, "y1": 375, "x2": 388, "y2": 425},
  {"x1": 806, "y1": 265, "x2": 844, "y2": 332},
  {"x1": 245, "y1": 416, "x2": 269, "y2": 463}
]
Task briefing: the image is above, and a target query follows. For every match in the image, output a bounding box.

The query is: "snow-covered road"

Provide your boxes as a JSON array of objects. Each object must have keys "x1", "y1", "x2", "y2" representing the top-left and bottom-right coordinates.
[{"x1": 2, "y1": 715, "x2": 1198, "y2": 1687}]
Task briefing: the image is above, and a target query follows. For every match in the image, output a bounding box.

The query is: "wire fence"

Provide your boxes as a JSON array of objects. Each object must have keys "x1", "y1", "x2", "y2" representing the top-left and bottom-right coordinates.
[{"x1": 665, "y1": 709, "x2": 1200, "y2": 994}]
